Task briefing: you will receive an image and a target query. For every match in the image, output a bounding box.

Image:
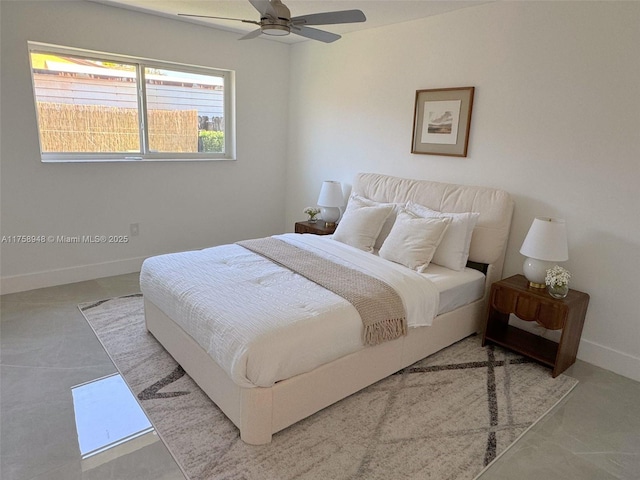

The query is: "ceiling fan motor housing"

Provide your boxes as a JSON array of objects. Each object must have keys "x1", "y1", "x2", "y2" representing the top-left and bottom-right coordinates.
[{"x1": 261, "y1": 0, "x2": 291, "y2": 36}]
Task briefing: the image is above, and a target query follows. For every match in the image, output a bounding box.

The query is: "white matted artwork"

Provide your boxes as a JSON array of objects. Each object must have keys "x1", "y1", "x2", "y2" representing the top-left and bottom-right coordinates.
[
  {"x1": 412, "y1": 87, "x2": 474, "y2": 157},
  {"x1": 421, "y1": 100, "x2": 461, "y2": 145}
]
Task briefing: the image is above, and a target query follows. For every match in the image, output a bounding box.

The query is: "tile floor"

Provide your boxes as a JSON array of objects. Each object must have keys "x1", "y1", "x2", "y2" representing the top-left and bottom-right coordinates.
[{"x1": 1, "y1": 273, "x2": 639, "y2": 480}]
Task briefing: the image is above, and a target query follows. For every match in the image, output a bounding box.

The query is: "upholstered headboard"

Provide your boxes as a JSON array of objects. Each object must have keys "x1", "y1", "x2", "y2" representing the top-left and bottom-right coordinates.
[{"x1": 352, "y1": 173, "x2": 514, "y2": 280}]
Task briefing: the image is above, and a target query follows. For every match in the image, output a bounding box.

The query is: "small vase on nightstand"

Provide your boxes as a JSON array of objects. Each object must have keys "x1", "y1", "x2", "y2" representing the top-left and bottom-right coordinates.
[
  {"x1": 303, "y1": 207, "x2": 321, "y2": 224},
  {"x1": 545, "y1": 265, "x2": 571, "y2": 299},
  {"x1": 548, "y1": 284, "x2": 569, "y2": 299}
]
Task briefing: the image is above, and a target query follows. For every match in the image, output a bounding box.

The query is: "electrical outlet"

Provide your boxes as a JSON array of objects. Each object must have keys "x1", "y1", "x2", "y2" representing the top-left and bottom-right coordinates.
[{"x1": 130, "y1": 223, "x2": 139, "y2": 237}]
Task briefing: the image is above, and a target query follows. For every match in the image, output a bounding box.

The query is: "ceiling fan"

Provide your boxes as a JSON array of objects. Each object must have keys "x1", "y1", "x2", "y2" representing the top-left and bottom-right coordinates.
[{"x1": 178, "y1": 0, "x2": 366, "y2": 43}]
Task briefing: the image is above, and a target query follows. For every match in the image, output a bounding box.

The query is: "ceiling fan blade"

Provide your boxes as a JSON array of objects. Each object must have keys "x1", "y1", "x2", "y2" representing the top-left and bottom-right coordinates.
[
  {"x1": 239, "y1": 28, "x2": 264, "y2": 40},
  {"x1": 248, "y1": 0, "x2": 278, "y2": 19},
  {"x1": 177, "y1": 13, "x2": 260, "y2": 26},
  {"x1": 291, "y1": 10, "x2": 366, "y2": 26},
  {"x1": 292, "y1": 25, "x2": 341, "y2": 43}
]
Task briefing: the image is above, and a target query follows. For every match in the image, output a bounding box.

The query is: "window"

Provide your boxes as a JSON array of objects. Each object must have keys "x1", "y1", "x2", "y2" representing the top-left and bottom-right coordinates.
[{"x1": 28, "y1": 42, "x2": 234, "y2": 162}]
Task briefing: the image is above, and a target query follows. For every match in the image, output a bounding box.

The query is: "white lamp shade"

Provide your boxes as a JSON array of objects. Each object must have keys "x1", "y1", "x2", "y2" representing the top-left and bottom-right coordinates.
[
  {"x1": 317, "y1": 180, "x2": 344, "y2": 207},
  {"x1": 520, "y1": 217, "x2": 568, "y2": 287},
  {"x1": 519, "y1": 217, "x2": 568, "y2": 261}
]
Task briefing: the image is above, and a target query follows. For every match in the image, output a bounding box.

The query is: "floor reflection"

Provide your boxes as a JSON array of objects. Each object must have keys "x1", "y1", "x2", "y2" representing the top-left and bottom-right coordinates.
[{"x1": 71, "y1": 373, "x2": 156, "y2": 471}]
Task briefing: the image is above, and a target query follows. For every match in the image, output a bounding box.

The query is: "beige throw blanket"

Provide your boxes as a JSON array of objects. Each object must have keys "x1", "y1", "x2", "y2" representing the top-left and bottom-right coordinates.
[{"x1": 237, "y1": 237, "x2": 407, "y2": 346}]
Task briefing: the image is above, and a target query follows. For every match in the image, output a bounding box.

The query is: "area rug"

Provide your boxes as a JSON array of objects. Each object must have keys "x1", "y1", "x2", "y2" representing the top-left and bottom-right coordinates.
[{"x1": 79, "y1": 294, "x2": 578, "y2": 480}]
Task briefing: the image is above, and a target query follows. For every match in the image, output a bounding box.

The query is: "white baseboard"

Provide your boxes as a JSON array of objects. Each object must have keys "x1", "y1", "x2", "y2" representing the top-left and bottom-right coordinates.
[
  {"x1": 577, "y1": 338, "x2": 640, "y2": 382},
  {"x1": 505, "y1": 316, "x2": 638, "y2": 382},
  {"x1": 0, "y1": 256, "x2": 147, "y2": 295}
]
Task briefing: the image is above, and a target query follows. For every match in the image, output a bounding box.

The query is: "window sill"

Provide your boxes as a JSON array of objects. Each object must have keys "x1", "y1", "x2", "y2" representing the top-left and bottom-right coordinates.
[{"x1": 41, "y1": 156, "x2": 237, "y2": 163}]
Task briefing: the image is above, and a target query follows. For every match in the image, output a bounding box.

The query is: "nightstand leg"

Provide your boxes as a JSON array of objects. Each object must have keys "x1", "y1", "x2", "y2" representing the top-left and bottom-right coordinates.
[{"x1": 482, "y1": 308, "x2": 509, "y2": 347}]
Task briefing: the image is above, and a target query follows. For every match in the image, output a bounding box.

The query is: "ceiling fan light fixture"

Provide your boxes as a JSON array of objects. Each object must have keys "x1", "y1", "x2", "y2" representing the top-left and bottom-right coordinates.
[{"x1": 262, "y1": 24, "x2": 290, "y2": 36}]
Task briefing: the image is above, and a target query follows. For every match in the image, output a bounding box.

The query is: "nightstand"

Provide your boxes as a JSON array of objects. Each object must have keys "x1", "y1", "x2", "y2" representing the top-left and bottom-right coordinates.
[
  {"x1": 481, "y1": 274, "x2": 589, "y2": 377},
  {"x1": 294, "y1": 221, "x2": 336, "y2": 235}
]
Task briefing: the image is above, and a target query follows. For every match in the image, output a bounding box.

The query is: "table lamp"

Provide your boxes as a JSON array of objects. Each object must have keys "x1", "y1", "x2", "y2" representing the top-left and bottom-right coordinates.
[
  {"x1": 519, "y1": 217, "x2": 568, "y2": 288},
  {"x1": 317, "y1": 180, "x2": 343, "y2": 228}
]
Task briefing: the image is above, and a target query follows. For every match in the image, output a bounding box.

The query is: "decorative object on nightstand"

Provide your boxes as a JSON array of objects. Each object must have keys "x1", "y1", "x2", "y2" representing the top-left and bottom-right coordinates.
[
  {"x1": 317, "y1": 180, "x2": 344, "y2": 228},
  {"x1": 294, "y1": 221, "x2": 336, "y2": 235},
  {"x1": 519, "y1": 217, "x2": 568, "y2": 288},
  {"x1": 303, "y1": 206, "x2": 321, "y2": 223},
  {"x1": 482, "y1": 274, "x2": 589, "y2": 377},
  {"x1": 545, "y1": 265, "x2": 571, "y2": 299}
]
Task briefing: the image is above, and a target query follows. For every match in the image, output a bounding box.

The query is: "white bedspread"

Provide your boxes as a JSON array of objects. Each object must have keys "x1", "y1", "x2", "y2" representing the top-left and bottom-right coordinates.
[{"x1": 140, "y1": 234, "x2": 440, "y2": 388}]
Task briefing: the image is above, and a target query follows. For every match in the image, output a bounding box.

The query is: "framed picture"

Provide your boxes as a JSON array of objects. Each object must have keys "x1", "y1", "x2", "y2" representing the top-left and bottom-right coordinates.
[{"x1": 411, "y1": 87, "x2": 475, "y2": 157}]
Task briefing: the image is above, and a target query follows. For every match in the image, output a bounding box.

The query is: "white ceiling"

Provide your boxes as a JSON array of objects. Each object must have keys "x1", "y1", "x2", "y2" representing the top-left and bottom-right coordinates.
[{"x1": 92, "y1": 0, "x2": 490, "y2": 44}]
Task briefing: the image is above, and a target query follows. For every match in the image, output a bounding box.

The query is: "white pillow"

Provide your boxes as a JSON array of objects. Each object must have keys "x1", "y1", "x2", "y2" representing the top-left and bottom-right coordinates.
[
  {"x1": 379, "y1": 210, "x2": 451, "y2": 272},
  {"x1": 406, "y1": 201, "x2": 480, "y2": 271},
  {"x1": 346, "y1": 194, "x2": 406, "y2": 249},
  {"x1": 332, "y1": 203, "x2": 394, "y2": 252}
]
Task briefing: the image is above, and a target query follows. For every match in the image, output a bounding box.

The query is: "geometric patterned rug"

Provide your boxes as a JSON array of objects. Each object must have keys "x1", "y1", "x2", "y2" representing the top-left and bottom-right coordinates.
[{"x1": 80, "y1": 294, "x2": 578, "y2": 480}]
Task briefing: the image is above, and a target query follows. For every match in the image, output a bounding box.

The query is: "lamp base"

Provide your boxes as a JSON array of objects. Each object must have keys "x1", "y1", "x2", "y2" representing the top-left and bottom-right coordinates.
[
  {"x1": 522, "y1": 257, "x2": 555, "y2": 289},
  {"x1": 320, "y1": 207, "x2": 340, "y2": 227}
]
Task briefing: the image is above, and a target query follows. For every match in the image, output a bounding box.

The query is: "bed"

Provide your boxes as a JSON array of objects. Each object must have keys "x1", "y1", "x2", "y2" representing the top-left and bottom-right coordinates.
[{"x1": 140, "y1": 173, "x2": 514, "y2": 445}]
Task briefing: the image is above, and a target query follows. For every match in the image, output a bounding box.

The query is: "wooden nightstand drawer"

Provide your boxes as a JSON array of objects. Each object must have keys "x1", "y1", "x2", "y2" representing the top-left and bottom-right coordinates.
[
  {"x1": 514, "y1": 295, "x2": 541, "y2": 323},
  {"x1": 490, "y1": 285, "x2": 517, "y2": 314},
  {"x1": 536, "y1": 302, "x2": 567, "y2": 330},
  {"x1": 490, "y1": 280, "x2": 574, "y2": 329},
  {"x1": 295, "y1": 221, "x2": 336, "y2": 235}
]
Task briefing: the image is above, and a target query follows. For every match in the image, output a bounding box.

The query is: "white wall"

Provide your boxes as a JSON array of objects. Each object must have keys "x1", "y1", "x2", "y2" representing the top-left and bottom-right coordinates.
[
  {"x1": 0, "y1": 1, "x2": 290, "y2": 292},
  {"x1": 286, "y1": 1, "x2": 640, "y2": 380}
]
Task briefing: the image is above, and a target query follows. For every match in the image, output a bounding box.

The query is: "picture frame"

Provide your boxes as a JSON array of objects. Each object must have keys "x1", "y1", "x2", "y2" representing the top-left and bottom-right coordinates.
[{"x1": 411, "y1": 87, "x2": 475, "y2": 157}]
